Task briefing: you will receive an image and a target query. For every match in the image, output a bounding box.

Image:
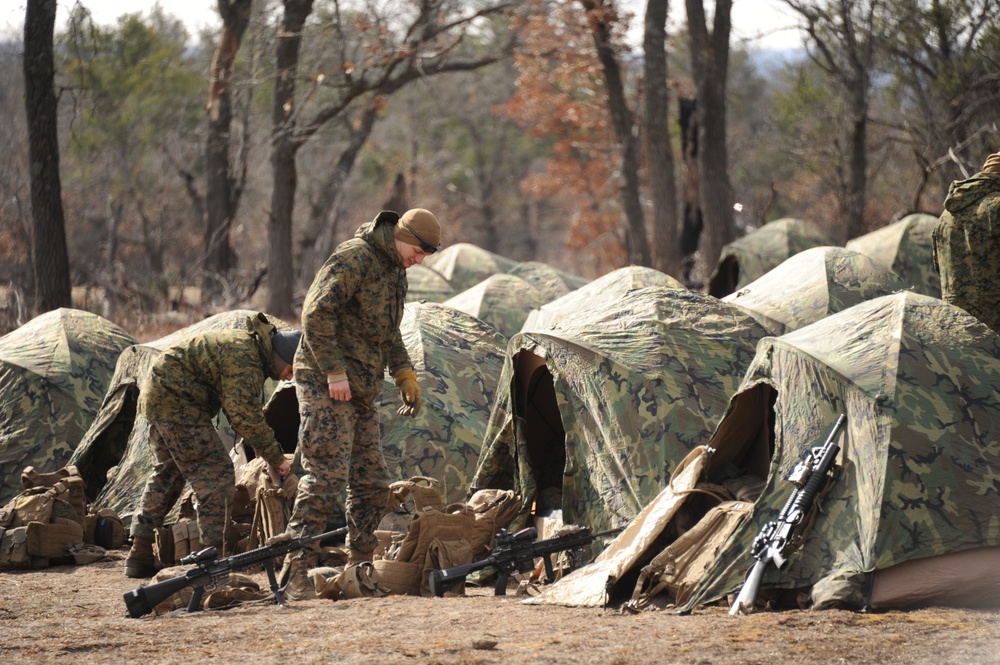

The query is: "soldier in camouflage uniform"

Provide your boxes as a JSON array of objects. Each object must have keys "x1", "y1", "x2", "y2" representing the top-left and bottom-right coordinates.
[
  {"x1": 279, "y1": 208, "x2": 442, "y2": 600},
  {"x1": 124, "y1": 313, "x2": 302, "y2": 578},
  {"x1": 933, "y1": 151, "x2": 1000, "y2": 336}
]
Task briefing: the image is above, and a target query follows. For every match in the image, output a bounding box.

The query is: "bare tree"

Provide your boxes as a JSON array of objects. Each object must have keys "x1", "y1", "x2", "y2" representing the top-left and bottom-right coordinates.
[
  {"x1": 643, "y1": 0, "x2": 682, "y2": 277},
  {"x1": 265, "y1": 1, "x2": 517, "y2": 317},
  {"x1": 684, "y1": 0, "x2": 734, "y2": 278},
  {"x1": 783, "y1": 0, "x2": 883, "y2": 242},
  {"x1": 579, "y1": 0, "x2": 651, "y2": 267},
  {"x1": 23, "y1": 0, "x2": 71, "y2": 314},
  {"x1": 201, "y1": 0, "x2": 255, "y2": 302}
]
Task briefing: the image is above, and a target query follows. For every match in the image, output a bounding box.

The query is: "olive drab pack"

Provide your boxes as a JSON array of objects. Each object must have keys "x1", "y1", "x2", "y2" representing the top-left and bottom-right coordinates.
[
  {"x1": 372, "y1": 477, "x2": 520, "y2": 597},
  {"x1": 0, "y1": 465, "x2": 89, "y2": 568}
]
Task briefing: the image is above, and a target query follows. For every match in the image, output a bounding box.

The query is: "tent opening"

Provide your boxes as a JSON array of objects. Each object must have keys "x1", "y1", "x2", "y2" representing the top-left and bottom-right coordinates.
[
  {"x1": 704, "y1": 383, "x2": 776, "y2": 492},
  {"x1": 80, "y1": 385, "x2": 139, "y2": 501},
  {"x1": 514, "y1": 351, "x2": 566, "y2": 516},
  {"x1": 262, "y1": 385, "x2": 300, "y2": 455},
  {"x1": 708, "y1": 255, "x2": 740, "y2": 298}
]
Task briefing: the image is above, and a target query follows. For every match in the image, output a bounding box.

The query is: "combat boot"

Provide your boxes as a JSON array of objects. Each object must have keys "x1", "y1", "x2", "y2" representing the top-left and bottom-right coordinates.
[
  {"x1": 278, "y1": 550, "x2": 318, "y2": 601},
  {"x1": 124, "y1": 536, "x2": 157, "y2": 578}
]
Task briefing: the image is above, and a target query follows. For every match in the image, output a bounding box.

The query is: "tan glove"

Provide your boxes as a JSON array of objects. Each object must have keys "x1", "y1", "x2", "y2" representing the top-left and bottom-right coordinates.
[{"x1": 393, "y1": 368, "x2": 421, "y2": 418}]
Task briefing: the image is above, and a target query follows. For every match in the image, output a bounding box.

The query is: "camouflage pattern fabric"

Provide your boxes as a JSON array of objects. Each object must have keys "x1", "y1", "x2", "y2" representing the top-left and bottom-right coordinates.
[
  {"x1": 69, "y1": 310, "x2": 291, "y2": 524},
  {"x1": 0, "y1": 308, "x2": 136, "y2": 505},
  {"x1": 681, "y1": 292, "x2": 1000, "y2": 611},
  {"x1": 708, "y1": 218, "x2": 837, "y2": 298},
  {"x1": 406, "y1": 264, "x2": 455, "y2": 303},
  {"x1": 507, "y1": 261, "x2": 591, "y2": 303},
  {"x1": 139, "y1": 312, "x2": 285, "y2": 469},
  {"x1": 723, "y1": 246, "x2": 910, "y2": 336},
  {"x1": 295, "y1": 215, "x2": 412, "y2": 404},
  {"x1": 422, "y1": 242, "x2": 518, "y2": 293},
  {"x1": 287, "y1": 381, "x2": 390, "y2": 553},
  {"x1": 932, "y1": 168, "x2": 1000, "y2": 336},
  {"x1": 130, "y1": 422, "x2": 233, "y2": 547},
  {"x1": 472, "y1": 287, "x2": 769, "y2": 538},
  {"x1": 443, "y1": 273, "x2": 548, "y2": 338},
  {"x1": 846, "y1": 213, "x2": 941, "y2": 297},
  {"x1": 377, "y1": 302, "x2": 507, "y2": 505},
  {"x1": 522, "y1": 266, "x2": 686, "y2": 332}
]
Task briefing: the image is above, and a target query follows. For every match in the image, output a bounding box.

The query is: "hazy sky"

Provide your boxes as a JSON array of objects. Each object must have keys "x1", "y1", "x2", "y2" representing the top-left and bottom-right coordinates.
[{"x1": 3, "y1": 1, "x2": 803, "y2": 51}]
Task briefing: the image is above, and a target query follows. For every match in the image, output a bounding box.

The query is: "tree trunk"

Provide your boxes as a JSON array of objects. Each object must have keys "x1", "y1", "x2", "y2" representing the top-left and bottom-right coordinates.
[
  {"x1": 266, "y1": 0, "x2": 314, "y2": 317},
  {"x1": 580, "y1": 0, "x2": 651, "y2": 267},
  {"x1": 23, "y1": 0, "x2": 71, "y2": 315},
  {"x1": 845, "y1": 85, "x2": 869, "y2": 241},
  {"x1": 643, "y1": 0, "x2": 682, "y2": 278},
  {"x1": 685, "y1": 0, "x2": 734, "y2": 276},
  {"x1": 203, "y1": 0, "x2": 253, "y2": 301}
]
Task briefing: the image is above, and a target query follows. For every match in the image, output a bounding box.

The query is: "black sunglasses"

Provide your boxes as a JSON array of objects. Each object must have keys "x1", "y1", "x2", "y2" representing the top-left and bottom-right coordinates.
[{"x1": 402, "y1": 220, "x2": 441, "y2": 254}]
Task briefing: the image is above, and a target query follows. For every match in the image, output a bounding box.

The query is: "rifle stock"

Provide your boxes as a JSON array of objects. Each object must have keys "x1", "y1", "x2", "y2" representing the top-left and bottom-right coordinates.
[{"x1": 123, "y1": 526, "x2": 347, "y2": 618}]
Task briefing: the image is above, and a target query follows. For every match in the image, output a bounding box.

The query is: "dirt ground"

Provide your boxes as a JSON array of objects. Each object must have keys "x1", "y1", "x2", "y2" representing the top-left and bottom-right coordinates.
[{"x1": 3, "y1": 553, "x2": 999, "y2": 665}]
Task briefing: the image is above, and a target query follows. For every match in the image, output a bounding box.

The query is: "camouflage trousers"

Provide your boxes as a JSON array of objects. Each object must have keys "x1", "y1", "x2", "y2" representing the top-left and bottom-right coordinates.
[
  {"x1": 286, "y1": 380, "x2": 390, "y2": 554},
  {"x1": 130, "y1": 421, "x2": 234, "y2": 548}
]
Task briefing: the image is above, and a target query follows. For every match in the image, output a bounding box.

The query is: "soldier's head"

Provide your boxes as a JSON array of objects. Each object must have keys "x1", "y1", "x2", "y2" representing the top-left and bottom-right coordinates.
[
  {"x1": 270, "y1": 330, "x2": 302, "y2": 381},
  {"x1": 393, "y1": 208, "x2": 441, "y2": 268}
]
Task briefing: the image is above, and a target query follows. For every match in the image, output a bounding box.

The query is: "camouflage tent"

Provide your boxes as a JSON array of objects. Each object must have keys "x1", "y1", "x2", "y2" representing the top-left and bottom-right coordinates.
[
  {"x1": 723, "y1": 246, "x2": 910, "y2": 335},
  {"x1": 405, "y1": 264, "x2": 455, "y2": 303},
  {"x1": 0, "y1": 308, "x2": 136, "y2": 504},
  {"x1": 422, "y1": 242, "x2": 518, "y2": 293},
  {"x1": 708, "y1": 218, "x2": 837, "y2": 298},
  {"x1": 846, "y1": 213, "x2": 941, "y2": 297},
  {"x1": 443, "y1": 273, "x2": 548, "y2": 338},
  {"x1": 260, "y1": 302, "x2": 507, "y2": 506},
  {"x1": 678, "y1": 291, "x2": 1000, "y2": 611},
  {"x1": 471, "y1": 287, "x2": 769, "y2": 537},
  {"x1": 522, "y1": 266, "x2": 686, "y2": 333},
  {"x1": 507, "y1": 261, "x2": 591, "y2": 303},
  {"x1": 69, "y1": 310, "x2": 292, "y2": 522}
]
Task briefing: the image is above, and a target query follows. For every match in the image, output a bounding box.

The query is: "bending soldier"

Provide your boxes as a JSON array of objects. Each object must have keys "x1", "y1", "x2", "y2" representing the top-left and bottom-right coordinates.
[{"x1": 124, "y1": 313, "x2": 301, "y2": 578}]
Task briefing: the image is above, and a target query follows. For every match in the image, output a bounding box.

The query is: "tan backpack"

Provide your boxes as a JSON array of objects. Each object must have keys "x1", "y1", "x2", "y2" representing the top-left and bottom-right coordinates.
[{"x1": 0, "y1": 465, "x2": 88, "y2": 568}]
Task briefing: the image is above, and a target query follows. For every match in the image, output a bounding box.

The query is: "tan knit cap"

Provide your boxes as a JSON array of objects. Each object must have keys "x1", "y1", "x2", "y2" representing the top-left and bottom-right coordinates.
[
  {"x1": 393, "y1": 208, "x2": 442, "y2": 252},
  {"x1": 983, "y1": 152, "x2": 1000, "y2": 174}
]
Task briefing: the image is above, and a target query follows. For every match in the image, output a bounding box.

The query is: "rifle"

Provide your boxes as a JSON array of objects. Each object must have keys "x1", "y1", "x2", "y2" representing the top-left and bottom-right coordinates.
[
  {"x1": 428, "y1": 524, "x2": 624, "y2": 597},
  {"x1": 123, "y1": 526, "x2": 347, "y2": 618},
  {"x1": 729, "y1": 412, "x2": 846, "y2": 616}
]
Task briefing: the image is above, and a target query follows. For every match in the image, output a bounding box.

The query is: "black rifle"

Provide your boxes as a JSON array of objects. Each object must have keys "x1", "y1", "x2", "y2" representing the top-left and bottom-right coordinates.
[
  {"x1": 123, "y1": 526, "x2": 347, "y2": 618},
  {"x1": 729, "y1": 413, "x2": 846, "y2": 615},
  {"x1": 429, "y1": 524, "x2": 624, "y2": 597}
]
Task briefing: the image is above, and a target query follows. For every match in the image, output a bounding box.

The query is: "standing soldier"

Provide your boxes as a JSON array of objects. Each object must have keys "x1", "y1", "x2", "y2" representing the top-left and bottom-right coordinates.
[
  {"x1": 124, "y1": 313, "x2": 301, "y2": 578},
  {"x1": 279, "y1": 208, "x2": 441, "y2": 600},
  {"x1": 933, "y1": 151, "x2": 1000, "y2": 336}
]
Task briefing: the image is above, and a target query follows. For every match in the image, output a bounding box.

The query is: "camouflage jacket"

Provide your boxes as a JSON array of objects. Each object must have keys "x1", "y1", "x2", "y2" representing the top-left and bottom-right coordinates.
[
  {"x1": 138, "y1": 313, "x2": 285, "y2": 468},
  {"x1": 933, "y1": 169, "x2": 1000, "y2": 335},
  {"x1": 295, "y1": 212, "x2": 412, "y2": 403}
]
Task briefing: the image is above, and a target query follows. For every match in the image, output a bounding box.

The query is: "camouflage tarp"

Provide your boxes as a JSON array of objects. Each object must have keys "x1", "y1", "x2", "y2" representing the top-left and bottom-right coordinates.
[
  {"x1": 422, "y1": 242, "x2": 518, "y2": 293},
  {"x1": 723, "y1": 246, "x2": 910, "y2": 335},
  {"x1": 69, "y1": 310, "x2": 292, "y2": 522},
  {"x1": 405, "y1": 264, "x2": 455, "y2": 303},
  {"x1": 708, "y1": 218, "x2": 837, "y2": 298},
  {"x1": 522, "y1": 266, "x2": 686, "y2": 333},
  {"x1": 507, "y1": 261, "x2": 591, "y2": 303},
  {"x1": 846, "y1": 213, "x2": 941, "y2": 297},
  {"x1": 261, "y1": 302, "x2": 507, "y2": 507},
  {"x1": 679, "y1": 291, "x2": 1000, "y2": 611},
  {"x1": 443, "y1": 274, "x2": 548, "y2": 338},
  {"x1": 0, "y1": 308, "x2": 136, "y2": 504},
  {"x1": 471, "y1": 287, "x2": 769, "y2": 537}
]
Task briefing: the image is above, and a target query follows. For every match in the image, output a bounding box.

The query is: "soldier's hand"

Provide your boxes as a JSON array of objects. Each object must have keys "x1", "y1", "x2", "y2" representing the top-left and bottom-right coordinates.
[
  {"x1": 329, "y1": 379, "x2": 352, "y2": 401},
  {"x1": 393, "y1": 368, "x2": 421, "y2": 418}
]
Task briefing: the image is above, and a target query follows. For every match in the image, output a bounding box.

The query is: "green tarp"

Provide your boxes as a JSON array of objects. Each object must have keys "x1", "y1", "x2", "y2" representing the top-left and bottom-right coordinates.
[
  {"x1": 681, "y1": 291, "x2": 1000, "y2": 611},
  {"x1": 708, "y1": 218, "x2": 837, "y2": 298},
  {"x1": 723, "y1": 246, "x2": 911, "y2": 335},
  {"x1": 444, "y1": 274, "x2": 548, "y2": 338},
  {"x1": 423, "y1": 242, "x2": 518, "y2": 293},
  {"x1": 472, "y1": 286, "x2": 769, "y2": 536},
  {"x1": 846, "y1": 213, "x2": 941, "y2": 297},
  {"x1": 0, "y1": 308, "x2": 136, "y2": 504}
]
